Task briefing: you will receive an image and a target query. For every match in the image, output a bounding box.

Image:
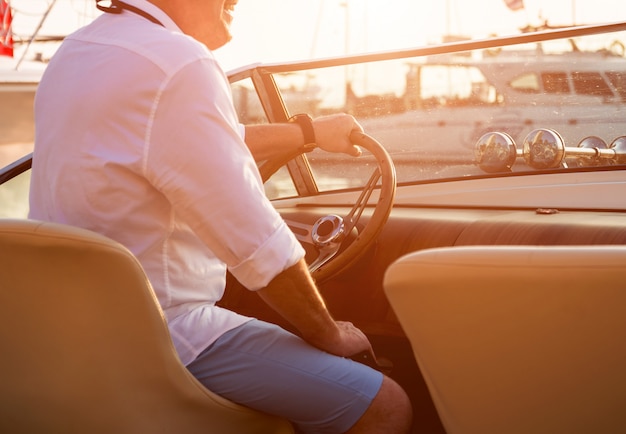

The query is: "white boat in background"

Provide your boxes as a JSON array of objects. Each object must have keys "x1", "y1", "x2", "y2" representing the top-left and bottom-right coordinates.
[
  {"x1": 354, "y1": 36, "x2": 626, "y2": 162},
  {"x1": 227, "y1": 30, "x2": 626, "y2": 173}
]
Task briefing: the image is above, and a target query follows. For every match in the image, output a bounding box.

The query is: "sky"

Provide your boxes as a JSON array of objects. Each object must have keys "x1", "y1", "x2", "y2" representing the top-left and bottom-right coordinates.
[
  {"x1": 6, "y1": 0, "x2": 626, "y2": 71},
  {"x1": 219, "y1": 0, "x2": 626, "y2": 69}
]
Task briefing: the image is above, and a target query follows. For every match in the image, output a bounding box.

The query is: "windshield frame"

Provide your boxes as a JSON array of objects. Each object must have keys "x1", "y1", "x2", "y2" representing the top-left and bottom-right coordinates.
[{"x1": 225, "y1": 21, "x2": 626, "y2": 198}]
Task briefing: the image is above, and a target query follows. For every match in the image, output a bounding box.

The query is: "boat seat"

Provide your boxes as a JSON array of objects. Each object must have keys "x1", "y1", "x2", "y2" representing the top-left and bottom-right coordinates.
[
  {"x1": 0, "y1": 219, "x2": 293, "y2": 434},
  {"x1": 383, "y1": 245, "x2": 626, "y2": 434}
]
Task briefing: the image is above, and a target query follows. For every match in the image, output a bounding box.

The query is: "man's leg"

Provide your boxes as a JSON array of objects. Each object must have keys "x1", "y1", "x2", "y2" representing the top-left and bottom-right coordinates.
[{"x1": 186, "y1": 319, "x2": 412, "y2": 434}]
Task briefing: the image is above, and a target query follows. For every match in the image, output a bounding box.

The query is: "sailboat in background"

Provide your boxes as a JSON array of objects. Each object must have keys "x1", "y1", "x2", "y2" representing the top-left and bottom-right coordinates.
[{"x1": 1, "y1": 0, "x2": 98, "y2": 68}]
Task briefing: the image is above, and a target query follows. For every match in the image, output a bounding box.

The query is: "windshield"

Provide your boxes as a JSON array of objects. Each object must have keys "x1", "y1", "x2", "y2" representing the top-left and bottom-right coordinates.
[{"x1": 243, "y1": 27, "x2": 626, "y2": 197}]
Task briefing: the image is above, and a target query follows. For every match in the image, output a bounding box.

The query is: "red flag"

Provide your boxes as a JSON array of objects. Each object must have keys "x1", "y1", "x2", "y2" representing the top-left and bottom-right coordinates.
[
  {"x1": 504, "y1": 0, "x2": 524, "y2": 11},
  {"x1": 1, "y1": 0, "x2": 13, "y2": 57}
]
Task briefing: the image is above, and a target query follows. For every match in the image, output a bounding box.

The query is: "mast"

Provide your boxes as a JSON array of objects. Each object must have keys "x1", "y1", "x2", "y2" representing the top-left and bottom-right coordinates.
[{"x1": 15, "y1": 0, "x2": 59, "y2": 69}]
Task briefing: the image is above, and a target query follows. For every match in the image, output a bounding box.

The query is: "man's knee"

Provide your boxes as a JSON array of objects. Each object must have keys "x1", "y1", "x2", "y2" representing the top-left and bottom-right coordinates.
[{"x1": 347, "y1": 376, "x2": 413, "y2": 434}]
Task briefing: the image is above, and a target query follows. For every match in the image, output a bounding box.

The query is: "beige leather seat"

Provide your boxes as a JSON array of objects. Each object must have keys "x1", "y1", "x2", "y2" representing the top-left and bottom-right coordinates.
[
  {"x1": 384, "y1": 245, "x2": 626, "y2": 434},
  {"x1": 0, "y1": 219, "x2": 293, "y2": 434}
]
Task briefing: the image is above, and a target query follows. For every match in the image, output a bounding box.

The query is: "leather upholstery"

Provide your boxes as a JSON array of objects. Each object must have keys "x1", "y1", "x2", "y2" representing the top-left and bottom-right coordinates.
[
  {"x1": 0, "y1": 219, "x2": 293, "y2": 434},
  {"x1": 384, "y1": 245, "x2": 626, "y2": 434}
]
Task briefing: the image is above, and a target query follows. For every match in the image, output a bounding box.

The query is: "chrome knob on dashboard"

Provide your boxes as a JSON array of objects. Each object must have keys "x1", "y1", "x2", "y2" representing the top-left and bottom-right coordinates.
[
  {"x1": 522, "y1": 128, "x2": 566, "y2": 169},
  {"x1": 578, "y1": 136, "x2": 608, "y2": 150},
  {"x1": 569, "y1": 136, "x2": 609, "y2": 167},
  {"x1": 311, "y1": 214, "x2": 345, "y2": 247},
  {"x1": 474, "y1": 131, "x2": 517, "y2": 172},
  {"x1": 609, "y1": 136, "x2": 626, "y2": 164}
]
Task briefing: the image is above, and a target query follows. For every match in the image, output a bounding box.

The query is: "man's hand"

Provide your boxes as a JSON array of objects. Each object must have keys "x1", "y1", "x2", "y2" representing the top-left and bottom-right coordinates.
[
  {"x1": 312, "y1": 114, "x2": 363, "y2": 157},
  {"x1": 304, "y1": 320, "x2": 373, "y2": 358}
]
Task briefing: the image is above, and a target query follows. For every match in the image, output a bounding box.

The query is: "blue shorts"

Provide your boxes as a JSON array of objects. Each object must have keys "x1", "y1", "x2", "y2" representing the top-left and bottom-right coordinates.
[{"x1": 186, "y1": 319, "x2": 383, "y2": 434}]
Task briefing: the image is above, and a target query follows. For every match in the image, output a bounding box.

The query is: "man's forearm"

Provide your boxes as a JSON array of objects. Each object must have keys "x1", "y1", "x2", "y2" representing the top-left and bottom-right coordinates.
[
  {"x1": 245, "y1": 123, "x2": 307, "y2": 161},
  {"x1": 256, "y1": 258, "x2": 342, "y2": 348}
]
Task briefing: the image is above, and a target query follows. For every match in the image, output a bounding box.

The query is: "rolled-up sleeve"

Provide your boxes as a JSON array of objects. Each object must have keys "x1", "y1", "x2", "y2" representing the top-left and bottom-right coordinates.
[{"x1": 229, "y1": 220, "x2": 305, "y2": 290}]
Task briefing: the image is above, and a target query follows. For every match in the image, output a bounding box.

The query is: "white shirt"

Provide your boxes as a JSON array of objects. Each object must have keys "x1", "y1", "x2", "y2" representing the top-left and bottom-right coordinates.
[{"x1": 29, "y1": 0, "x2": 304, "y2": 365}]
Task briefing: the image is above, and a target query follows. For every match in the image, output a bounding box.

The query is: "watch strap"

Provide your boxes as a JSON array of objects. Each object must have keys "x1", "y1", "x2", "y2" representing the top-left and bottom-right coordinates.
[{"x1": 289, "y1": 114, "x2": 317, "y2": 152}]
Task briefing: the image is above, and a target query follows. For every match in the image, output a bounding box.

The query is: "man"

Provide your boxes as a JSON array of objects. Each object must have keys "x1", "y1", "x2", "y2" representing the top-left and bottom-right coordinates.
[{"x1": 29, "y1": 0, "x2": 412, "y2": 432}]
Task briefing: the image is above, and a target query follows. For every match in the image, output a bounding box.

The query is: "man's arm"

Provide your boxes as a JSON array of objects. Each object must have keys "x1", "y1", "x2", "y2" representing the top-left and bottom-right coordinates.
[
  {"x1": 248, "y1": 113, "x2": 369, "y2": 355},
  {"x1": 256, "y1": 258, "x2": 372, "y2": 357},
  {"x1": 245, "y1": 113, "x2": 363, "y2": 161}
]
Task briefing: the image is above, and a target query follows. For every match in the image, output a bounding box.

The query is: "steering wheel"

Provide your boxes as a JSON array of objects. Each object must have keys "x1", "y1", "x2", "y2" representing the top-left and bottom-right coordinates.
[{"x1": 260, "y1": 131, "x2": 396, "y2": 283}]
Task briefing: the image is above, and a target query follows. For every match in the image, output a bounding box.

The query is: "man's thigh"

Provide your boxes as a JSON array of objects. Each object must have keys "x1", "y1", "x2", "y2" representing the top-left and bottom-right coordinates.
[{"x1": 186, "y1": 319, "x2": 383, "y2": 434}]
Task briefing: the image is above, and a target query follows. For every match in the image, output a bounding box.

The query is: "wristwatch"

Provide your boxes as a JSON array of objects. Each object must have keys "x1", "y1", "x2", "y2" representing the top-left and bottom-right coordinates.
[{"x1": 289, "y1": 113, "x2": 317, "y2": 153}]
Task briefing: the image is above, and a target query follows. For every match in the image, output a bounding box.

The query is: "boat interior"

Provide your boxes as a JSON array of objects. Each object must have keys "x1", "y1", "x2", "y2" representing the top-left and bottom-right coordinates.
[{"x1": 2, "y1": 17, "x2": 626, "y2": 434}]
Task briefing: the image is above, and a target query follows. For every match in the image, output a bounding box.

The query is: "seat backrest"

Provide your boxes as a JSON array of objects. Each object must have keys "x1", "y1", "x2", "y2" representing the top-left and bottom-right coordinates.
[
  {"x1": 0, "y1": 219, "x2": 293, "y2": 434},
  {"x1": 384, "y1": 245, "x2": 626, "y2": 434}
]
